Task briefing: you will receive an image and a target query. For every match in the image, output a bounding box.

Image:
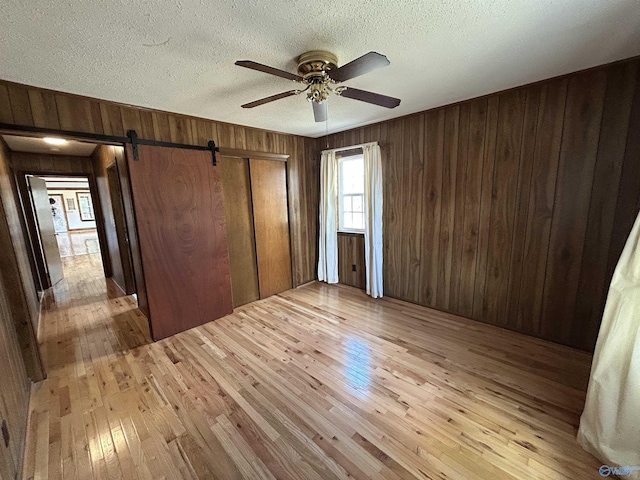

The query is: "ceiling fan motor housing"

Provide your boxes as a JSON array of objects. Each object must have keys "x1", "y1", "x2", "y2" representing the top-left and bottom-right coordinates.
[{"x1": 296, "y1": 51, "x2": 338, "y2": 76}]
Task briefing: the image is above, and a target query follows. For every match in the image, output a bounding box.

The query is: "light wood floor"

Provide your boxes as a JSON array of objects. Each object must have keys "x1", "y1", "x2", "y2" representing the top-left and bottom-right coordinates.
[{"x1": 23, "y1": 254, "x2": 602, "y2": 479}]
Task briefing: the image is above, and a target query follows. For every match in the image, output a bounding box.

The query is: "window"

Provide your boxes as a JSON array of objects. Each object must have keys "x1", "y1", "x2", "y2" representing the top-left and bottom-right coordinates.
[{"x1": 338, "y1": 154, "x2": 365, "y2": 232}]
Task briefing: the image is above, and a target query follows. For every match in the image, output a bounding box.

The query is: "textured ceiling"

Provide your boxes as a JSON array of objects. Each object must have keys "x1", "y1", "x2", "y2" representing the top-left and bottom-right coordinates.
[
  {"x1": 1, "y1": 0, "x2": 639, "y2": 138},
  {"x1": 2, "y1": 135, "x2": 98, "y2": 156}
]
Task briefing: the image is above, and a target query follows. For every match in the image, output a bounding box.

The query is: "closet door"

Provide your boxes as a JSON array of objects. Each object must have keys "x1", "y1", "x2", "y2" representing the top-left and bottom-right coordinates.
[
  {"x1": 126, "y1": 144, "x2": 233, "y2": 340},
  {"x1": 220, "y1": 157, "x2": 260, "y2": 307},
  {"x1": 250, "y1": 159, "x2": 292, "y2": 298}
]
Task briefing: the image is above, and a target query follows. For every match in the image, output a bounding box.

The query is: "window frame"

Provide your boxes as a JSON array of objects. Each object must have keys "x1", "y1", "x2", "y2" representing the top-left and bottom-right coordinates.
[{"x1": 337, "y1": 153, "x2": 365, "y2": 234}]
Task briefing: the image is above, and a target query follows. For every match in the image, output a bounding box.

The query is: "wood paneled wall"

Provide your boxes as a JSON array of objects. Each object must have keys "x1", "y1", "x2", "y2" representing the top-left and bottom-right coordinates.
[
  {"x1": 319, "y1": 59, "x2": 640, "y2": 351},
  {"x1": 0, "y1": 141, "x2": 33, "y2": 480},
  {"x1": 0, "y1": 265, "x2": 30, "y2": 480},
  {"x1": 0, "y1": 141, "x2": 43, "y2": 380},
  {"x1": 91, "y1": 145, "x2": 132, "y2": 293},
  {"x1": 0, "y1": 80, "x2": 319, "y2": 288},
  {"x1": 338, "y1": 233, "x2": 366, "y2": 290}
]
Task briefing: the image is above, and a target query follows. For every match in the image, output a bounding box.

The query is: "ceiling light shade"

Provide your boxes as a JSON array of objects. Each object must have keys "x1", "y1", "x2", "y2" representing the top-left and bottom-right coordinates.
[{"x1": 43, "y1": 137, "x2": 67, "y2": 145}]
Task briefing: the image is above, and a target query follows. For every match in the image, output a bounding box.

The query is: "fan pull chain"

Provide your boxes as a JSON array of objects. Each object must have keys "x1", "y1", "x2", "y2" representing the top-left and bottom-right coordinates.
[{"x1": 325, "y1": 101, "x2": 329, "y2": 148}]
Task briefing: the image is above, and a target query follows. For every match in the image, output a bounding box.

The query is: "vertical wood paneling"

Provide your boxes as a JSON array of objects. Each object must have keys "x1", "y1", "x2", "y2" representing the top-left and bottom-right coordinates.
[
  {"x1": 471, "y1": 96, "x2": 499, "y2": 319},
  {"x1": 540, "y1": 70, "x2": 607, "y2": 346},
  {"x1": 337, "y1": 233, "x2": 366, "y2": 290},
  {"x1": 0, "y1": 143, "x2": 43, "y2": 380},
  {"x1": 450, "y1": 104, "x2": 469, "y2": 311},
  {"x1": 167, "y1": 115, "x2": 193, "y2": 144},
  {"x1": 505, "y1": 87, "x2": 540, "y2": 328},
  {"x1": 573, "y1": 63, "x2": 637, "y2": 348},
  {"x1": 437, "y1": 106, "x2": 459, "y2": 310},
  {"x1": 456, "y1": 99, "x2": 486, "y2": 317},
  {"x1": 0, "y1": 140, "x2": 39, "y2": 480},
  {"x1": 419, "y1": 110, "x2": 444, "y2": 307},
  {"x1": 400, "y1": 115, "x2": 424, "y2": 303},
  {"x1": 7, "y1": 85, "x2": 34, "y2": 126},
  {"x1": 151, "y1": 112, "x2": 171, "y2": 142},
  {"x1": 382, "y1": 120, "x2": 403, "y2": 294},
  {"x1": 99, "y1": 103, "x2": 124, "y2": 136},
  {"x1": 0, "y1": 84, "x2": 14, "y2": 123},
  {"x1": 0, "y1": 267, "x2": 29, "y2": 480},
  {"x1": 55, "y1": 94, "x2": 103, "y2": 133},
  {"x1": 27, "y1": 90, "x2": 60, "y2": 129},
  {"x1": 483, "y1": 90, "x2": 526, "y2": 325},
  {"x1": 320, "y1": 58, "x2": 640, "y2": 351},
  {"x1": 604, "y1": 63, "x2": 640, "y2": 328},
  {"x1": 91, "y1": 145, "x2": 133, "y2": 293},
  {"x1": 515, "y1": 79, "x2": 567, "y2": 333}
]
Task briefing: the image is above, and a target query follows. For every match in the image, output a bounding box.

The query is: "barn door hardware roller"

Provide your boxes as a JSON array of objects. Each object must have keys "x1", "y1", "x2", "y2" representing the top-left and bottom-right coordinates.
[{"x1": 127, "y1": 130, "x2": 219, "y2": 165}]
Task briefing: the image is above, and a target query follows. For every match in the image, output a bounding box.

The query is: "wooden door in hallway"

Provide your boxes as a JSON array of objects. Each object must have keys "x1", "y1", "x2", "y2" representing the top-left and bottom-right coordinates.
[
  {"x1": 28, "y1": 176, "x2": 64, "y2": 286},
  {"x1": 250, "y1": 159, "x2": 293, "y2": 298},
  {"x1": 125, "y1": 144, "x2": 233, "y2": 340}
]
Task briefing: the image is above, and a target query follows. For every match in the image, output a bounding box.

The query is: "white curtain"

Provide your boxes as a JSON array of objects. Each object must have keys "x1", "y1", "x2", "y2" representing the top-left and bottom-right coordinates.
[
  {"x1": 317, "y1": 151, "x2": 338, "y2": 284},
  {"x1": 363, "y1": 144, "x2": 383, "y2": 298},
  {"x1": 578, "y1": 210, "x2": 640, "y2": 476}
]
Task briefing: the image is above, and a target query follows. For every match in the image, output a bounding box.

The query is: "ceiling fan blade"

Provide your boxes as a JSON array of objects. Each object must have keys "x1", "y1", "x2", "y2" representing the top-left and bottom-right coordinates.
[
  {"x1": 235, "y1": 60, "x2": 303, "y2": 82},
  {"x1": 340, "y1": 87, "x2": 400, "y2": 108},
  {"x1": 313, "y1": 101, "x2": 327, "y2": 123},
  {"x1": 241, "y1": 90, "x2": 298, "y2": 108},
  {"x1": 328, "y1": 52, "x2": 390, "y2": 82}
]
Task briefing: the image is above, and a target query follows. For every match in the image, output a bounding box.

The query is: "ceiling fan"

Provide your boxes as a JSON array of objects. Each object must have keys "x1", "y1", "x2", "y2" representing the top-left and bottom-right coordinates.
[{"x1": 235, "y1": 51, "x2": 401, "y2": 122}]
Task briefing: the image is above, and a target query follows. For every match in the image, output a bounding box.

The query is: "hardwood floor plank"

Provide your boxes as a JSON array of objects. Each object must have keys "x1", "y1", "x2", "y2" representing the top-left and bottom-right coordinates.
[{"x1": 23, "y1": 253, "x2": 600, "y2": 479}]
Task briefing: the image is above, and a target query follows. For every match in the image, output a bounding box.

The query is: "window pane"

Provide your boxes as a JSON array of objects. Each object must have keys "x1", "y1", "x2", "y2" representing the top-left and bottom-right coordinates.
[
  {"x1": 342, "y1": 212, "x2": 353, "y2": 229},
  {"x1": 338, "y1": 155, "x2": 365, "y2": 232},
  {"x1": 352, "y1": 195, "x2": 363, "y2": 213},
  {"x1": 352, "y1": 213, "x2": 364, "y2": 230},
  {"x1": 341, "y1": 157, "x2": 364, "y2": 194},
  {"x1": 343, "y1": 195, "x2": 352, "y2": 212}
]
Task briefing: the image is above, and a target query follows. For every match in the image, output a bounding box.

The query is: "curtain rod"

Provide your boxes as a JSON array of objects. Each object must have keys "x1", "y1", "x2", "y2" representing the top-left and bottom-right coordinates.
[{"x1": 321, "y1": 141, "x2": 378, "y2": 154}]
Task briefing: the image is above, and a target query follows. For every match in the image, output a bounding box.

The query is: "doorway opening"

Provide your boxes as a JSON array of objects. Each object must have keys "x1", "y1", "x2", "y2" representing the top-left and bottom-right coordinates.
[
  {"x1": 40, "y1": 174, "x2": 103, "y2": 282},
  {"x1": 1, "y1": 132, "x2": 138, "y2": 320}
]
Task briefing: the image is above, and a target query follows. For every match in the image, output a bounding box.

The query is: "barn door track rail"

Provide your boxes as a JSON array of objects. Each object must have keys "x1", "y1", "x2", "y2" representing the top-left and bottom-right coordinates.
[
  {"x1": 0, "y1": 123, "x2": 219, "y2": 166},
  {"x1": 127, "y1": 130, "x2": 218, "y2": 165}
]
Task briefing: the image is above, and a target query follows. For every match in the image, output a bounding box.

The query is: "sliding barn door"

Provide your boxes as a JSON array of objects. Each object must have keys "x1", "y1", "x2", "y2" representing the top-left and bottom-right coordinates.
[
  {"x1": 250, "y1": 159, "x2": 292, "y2": 298},
  {"x1": 126, "y1": 144, "x2": 233, "y2": 340}
]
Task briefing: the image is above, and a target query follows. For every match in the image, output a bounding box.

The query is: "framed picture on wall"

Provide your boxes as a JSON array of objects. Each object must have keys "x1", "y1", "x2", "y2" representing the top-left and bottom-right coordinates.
[
  {"x1": 65, "y1": 197, "x2": 76, "y2": 210},
  {"x1": 76, "y1": 191, "x2": 95, "y2": 221}
]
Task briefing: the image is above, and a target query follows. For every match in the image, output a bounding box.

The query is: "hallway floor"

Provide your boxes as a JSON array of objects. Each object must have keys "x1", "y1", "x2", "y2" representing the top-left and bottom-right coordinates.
[
  {"x1": 23, "y1": 254, "x2": 601, "y2": 479},
  {"x1": 55, "y1": 230, "x2": 100, "y2": 257}
]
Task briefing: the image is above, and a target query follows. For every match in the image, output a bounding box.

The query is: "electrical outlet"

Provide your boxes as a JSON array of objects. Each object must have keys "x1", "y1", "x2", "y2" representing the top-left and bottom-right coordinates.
[
  {"x1": 1, "y1": 419, "x2": 9, "y2": 448},
  {"x1": 352, "y1": 264, "x2": 357, "y2": 272}
]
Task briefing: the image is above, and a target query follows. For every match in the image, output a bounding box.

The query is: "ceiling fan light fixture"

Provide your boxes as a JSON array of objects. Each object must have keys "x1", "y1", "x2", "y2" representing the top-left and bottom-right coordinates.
[{"x1": 235, "y1": 50, "x2": 400, "y2": 122}]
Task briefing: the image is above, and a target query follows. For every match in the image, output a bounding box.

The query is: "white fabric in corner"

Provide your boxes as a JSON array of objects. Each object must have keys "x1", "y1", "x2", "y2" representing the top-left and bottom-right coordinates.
[
  {"x1": 577, "y1": 210, "x2": 640, "y2": 477},
  {"x1": 317, "y1": 150, "x2": 338, "y2": 284},
  {"x1": 363, "y1": 144, "x2": 383, "y2": 298}
]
